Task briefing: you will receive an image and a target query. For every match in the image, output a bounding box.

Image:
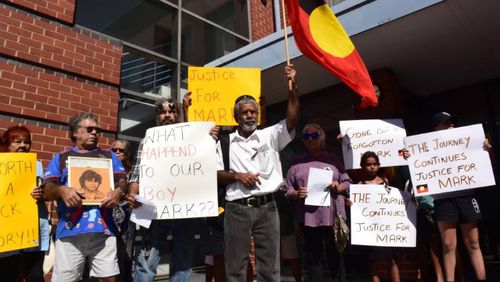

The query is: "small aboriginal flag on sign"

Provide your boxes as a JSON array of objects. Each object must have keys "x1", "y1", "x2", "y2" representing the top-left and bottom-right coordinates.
[{"x1": 416, "y1": 184, "x2": 429, "y2": 194}]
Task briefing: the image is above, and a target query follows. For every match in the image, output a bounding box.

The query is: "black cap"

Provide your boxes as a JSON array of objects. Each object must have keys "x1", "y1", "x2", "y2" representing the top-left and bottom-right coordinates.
[{"x1": 432, "y1": 112, "x2": 454, "y2": 128}]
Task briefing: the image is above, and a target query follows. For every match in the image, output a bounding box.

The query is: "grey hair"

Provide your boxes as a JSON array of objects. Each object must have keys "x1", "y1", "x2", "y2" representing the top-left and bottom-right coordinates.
[
  {"x1": 234, "y1": 96, "x2": 259, "y2": 116},
  {"x1": 69, "y1": 112, "x2": 98, "y2": 142},
  {"x1": 111, "y1": 139, "x2": 130, "y2": 154},
  {"x1": 302, "y1": 123, "x2": 326, "y2": 148}
]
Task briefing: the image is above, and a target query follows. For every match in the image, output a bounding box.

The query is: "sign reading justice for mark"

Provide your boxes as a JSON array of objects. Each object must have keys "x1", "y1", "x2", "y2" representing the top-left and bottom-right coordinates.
[{"x1": 187, "y1": 67, "x2": 261, "y2": 126}]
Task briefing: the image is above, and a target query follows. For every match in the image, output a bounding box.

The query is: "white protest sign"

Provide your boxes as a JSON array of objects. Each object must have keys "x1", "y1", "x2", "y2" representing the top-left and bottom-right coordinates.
[
  {"x1": 350, "y1": 184, "x2": 416, "y2": 247},
  {"x1": 405, "y1": 124, "x2": 495, "y2": 197},
  {"x1": 139, "y1": 122, "x2": 218, "y2": 219},
  {"x1": 340, "y1": 119, "x2": 407, "y2": 169},
  {"x1": 304, "y1": 167, "x2": 332, "y2": 207}
]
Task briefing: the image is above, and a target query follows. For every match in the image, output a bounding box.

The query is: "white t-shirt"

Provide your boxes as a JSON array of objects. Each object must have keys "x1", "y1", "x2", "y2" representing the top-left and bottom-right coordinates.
[{"x1": 216, "y1": 119, "x2": 294, "y2": 201}]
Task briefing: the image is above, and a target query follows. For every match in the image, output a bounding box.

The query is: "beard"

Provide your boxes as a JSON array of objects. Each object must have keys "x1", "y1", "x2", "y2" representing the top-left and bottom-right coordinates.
[
  {"x1": 240, "y1": 119, "x2": 257, "y2": 132},
  {"x1": 158, "y1": 118, "x2": 175, "y2": 126}
]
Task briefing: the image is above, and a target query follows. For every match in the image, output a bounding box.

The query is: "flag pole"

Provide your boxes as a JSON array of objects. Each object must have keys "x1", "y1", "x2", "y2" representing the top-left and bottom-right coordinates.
[{"x1": 281, "y1": 0, "x2": 293, "y2": 90}]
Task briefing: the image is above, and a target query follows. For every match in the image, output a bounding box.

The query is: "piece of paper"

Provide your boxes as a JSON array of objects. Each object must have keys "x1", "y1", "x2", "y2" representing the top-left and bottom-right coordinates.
[
  {"x1": 130, "y1": 195, "x2": 156, "y2": 228},
  {"x1": 305, "y1": 167, "x2": 333, "y2": 207}
]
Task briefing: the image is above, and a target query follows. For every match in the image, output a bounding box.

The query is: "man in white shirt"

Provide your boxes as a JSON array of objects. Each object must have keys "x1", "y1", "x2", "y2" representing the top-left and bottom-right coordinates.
[{"x1": 217, "y1": 65, "x2": 299, "y2": 281}]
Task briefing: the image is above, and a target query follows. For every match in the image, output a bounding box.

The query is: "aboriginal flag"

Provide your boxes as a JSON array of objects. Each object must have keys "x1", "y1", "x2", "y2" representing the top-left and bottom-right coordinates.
[
  {"x1": 416, "y1": 184, "x2": 429, "y2": 194},
  {"x1": 284, "y1": 0, "x2": 378, "y2": 108}
]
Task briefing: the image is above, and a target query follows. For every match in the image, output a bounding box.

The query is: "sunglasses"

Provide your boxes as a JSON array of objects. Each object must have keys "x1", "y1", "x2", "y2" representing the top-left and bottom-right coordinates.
[
  {"x1": 111, "y1": 148, "x2": 125, "y2": 153},
  {"x1": 80, "y1": 126, "x2": 102, "y2": 134},
  {"x1": 235, "y1": 95, "x2": 256, "y2": 104},
  {"x1": 302, "y1": 132, "x2": 320, "y2": 140}
]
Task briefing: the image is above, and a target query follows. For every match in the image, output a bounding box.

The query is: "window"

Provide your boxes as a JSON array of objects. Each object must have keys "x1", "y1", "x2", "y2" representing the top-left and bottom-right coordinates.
[
  {"x1": 182, "y1": 0, "x2": 249, "y2": 37},
  {"x1": 121, "y1": 47, "x2": 177, "y2": 95},
  {"x1": 76, "y1": 0, "x2": 178, "y2": 57},
  {"x1": 181, "y1": 12, "x2": 248, "y2": 66}
]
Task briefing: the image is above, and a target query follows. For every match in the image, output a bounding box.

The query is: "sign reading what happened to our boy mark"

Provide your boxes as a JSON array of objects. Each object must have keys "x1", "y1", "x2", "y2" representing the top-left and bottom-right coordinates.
[
  {"x1": 405, "y1": 124, "x2": 495, "y2": 197},
  {"x1": 0, "y1": 153, "x2": 39, "y2": 253},
  {"x1": 139, "y1": 122, "x2": 218, "y2": 220}
]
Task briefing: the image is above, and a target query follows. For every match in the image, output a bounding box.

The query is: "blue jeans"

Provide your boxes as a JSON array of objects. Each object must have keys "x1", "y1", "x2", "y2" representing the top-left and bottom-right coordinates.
[{"x1": 133, "y1": 219, "x2": 196, "y2": 282}]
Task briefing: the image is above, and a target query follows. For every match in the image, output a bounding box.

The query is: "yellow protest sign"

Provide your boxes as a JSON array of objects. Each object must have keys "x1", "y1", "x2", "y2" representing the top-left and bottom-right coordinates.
[
  {"x1": 188, "y1": 67, "x2": 261, "y2": 126},
  {"x1": 0, "y1": 153, "x2": 39, "y2": 253}
]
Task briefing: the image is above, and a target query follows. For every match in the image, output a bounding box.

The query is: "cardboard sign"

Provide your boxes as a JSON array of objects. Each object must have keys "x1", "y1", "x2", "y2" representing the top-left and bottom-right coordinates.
[
  {"x1": 0, "y1": 153, "x2": 39, "y2": 253},
  {"x1": 187, "y1": 67, "x2": 261, "y2": 126},
  {"x1": 340, "y1": 119, "x2": 407, "y2": 169},
  {"x1": 405, "y1": 124, "x2": 495, "y2": 197},
  {"x1": 350, "y1": 184, "x2": 416, "y2": 247},
  {"x1": 68, "y1": 157, "x2": 114, "y2": 205},
  {"x1": 139, "y1": 122, "x2": 218, "y2": 219}
]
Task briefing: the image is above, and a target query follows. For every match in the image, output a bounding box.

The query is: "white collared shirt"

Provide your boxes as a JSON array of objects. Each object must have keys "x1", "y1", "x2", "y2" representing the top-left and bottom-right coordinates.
[{"x1": 216, "y1": 119, "x2": 295, "y2": 201}]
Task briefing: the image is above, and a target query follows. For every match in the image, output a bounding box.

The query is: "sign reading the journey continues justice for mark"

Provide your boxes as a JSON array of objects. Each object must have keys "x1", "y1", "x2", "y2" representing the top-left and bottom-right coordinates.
[
  {"x1": 350, "y1": 184, "x2": 416, "y2": 247},
  {"x1": 0, "y1": 153, "x2": 39, "y2": 253},
  {"x1": 339, "y1": 119, "x2": 407, "y2": 169},
  {"x1": 140, "y1": 122, "x2": 218, "y2": 220},
  {"x1": 405, "y1": 124, "x2": 495, "y2": 197},
  {"x1": 187, "y1": 67, "x2": 261, "y2": 126}
]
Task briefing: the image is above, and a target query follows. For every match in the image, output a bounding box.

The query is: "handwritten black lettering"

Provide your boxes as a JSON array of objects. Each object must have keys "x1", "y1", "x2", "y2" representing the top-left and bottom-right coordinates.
[
  {"x1": 351, "y1": 192, "x2": 371, "y2": 203},
  {"x1": 361, "y1": 207, "x2": 406, "y2": 217},
  {"x1": 407, "y1": 142, "x2": 429, "y2": 154},
  {"x1": 195, "y1": 89, "x2": 221, "y2": 102},
  {"x1": 431, "y1": 137, "x2": 470, "y2": 150},
  {"x1": 376, "y1": 234, "x2": 407, "y2": 243},
  {"x1": 413, "y1": 152, "x2": 467, "y2": 168},
  {"x1": 0, "y1": 160, "x2": 33, "y2": 176},
  {"x1": 144, "y1": 124, "x2": 190, "y2": 144},
  {"x1": 415, "y1": 167, "x2": 453, "y2": 181},
  {"x1": 0, "y1": 203, "x2": 22, "y2": 218},
  {"x1": 189, "y1": 69, "x2": 235, "y2": 81},
  {"x1": 438, "y1": 175, "x2": 476, "y2": 189},
  {"x1": 348, "y1": 139, "x2": 394, "y2": 151}
]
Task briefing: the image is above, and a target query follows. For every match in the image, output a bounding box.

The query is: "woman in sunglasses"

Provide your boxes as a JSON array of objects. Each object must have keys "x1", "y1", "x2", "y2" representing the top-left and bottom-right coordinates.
[
  {"x1": 109, "y1": 139, "x2": 135, "y2": 281},
  {"x1": 284, "y1": 123, "x2": 351, "y2": 282},
  {"x1": 110, "y1": 140, "x2": 132, "y2": 175},
  {"x1": 359, "y1": 151, "x2": 401, "y2": 282}
]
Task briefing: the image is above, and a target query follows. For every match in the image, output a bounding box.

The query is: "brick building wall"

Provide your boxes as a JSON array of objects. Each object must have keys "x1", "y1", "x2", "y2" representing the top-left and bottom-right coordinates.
[
  {"x1": 249, "y1": 0, "x2": 295, "y2": 41},
  {"x1": 0, "y1": 1, "x2": 122, "y2": 166},
  {"x1": 250, "y1": 0, "x2": 275, "y2": 41}
]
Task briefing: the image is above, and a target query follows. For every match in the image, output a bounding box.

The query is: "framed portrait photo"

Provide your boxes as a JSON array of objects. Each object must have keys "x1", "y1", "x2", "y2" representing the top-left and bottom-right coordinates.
[{"x1": 67, "y1": 156, "x2": 113, "y2": 205}]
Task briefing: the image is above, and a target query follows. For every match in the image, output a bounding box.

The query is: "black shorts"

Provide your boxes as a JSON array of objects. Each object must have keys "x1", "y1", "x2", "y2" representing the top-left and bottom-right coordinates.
[{"x1": 434, "y1": 195, "x2": 482, "y2": 223}]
